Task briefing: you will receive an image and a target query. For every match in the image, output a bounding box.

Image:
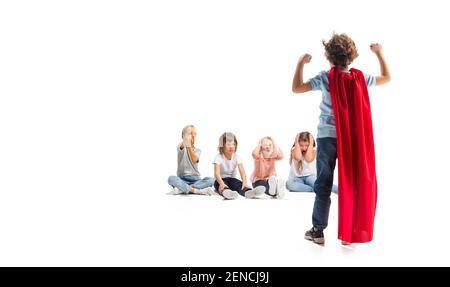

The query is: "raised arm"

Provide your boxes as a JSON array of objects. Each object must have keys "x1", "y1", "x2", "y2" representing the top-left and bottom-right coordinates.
[
  {"x1": 252, "y1": 145, "x2": 261, "y2": 159},
  {"x1": 183, "y1": 135, "x2": 199, "y2": 163},
  {"x1": 292, "y1": 134, "x2": 303, "y2": 161},
  {"x1": 180, "y1": 134, "x2": 199, "y2": 163},
  {"x1": 186, "y1": 147, "x2": 199, "y2": 163},
  {"x1": 272, "y1": 139, "x2": 284, "y2": 160},
  {"x1": 304, "y1": 134, "x2": 316, "y2": 163},
  {"x1": 370, "y1": 44, "x2": 391, "y2": 86},
  {"x1": 292, "y1": 54, "x2": 313, "y2": 93}
]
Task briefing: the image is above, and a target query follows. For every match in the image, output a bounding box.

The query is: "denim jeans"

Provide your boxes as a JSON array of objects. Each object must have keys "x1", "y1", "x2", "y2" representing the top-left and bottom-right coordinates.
[
  {"x1": 168, "y1": 175, "x2": 215, "y2": 194},
  {"x1": 312, "y1": 137, "x2": 337, "y2": 231},
  {"x1": 286, "y1": 175, "x2": 338, "y2": 193}
]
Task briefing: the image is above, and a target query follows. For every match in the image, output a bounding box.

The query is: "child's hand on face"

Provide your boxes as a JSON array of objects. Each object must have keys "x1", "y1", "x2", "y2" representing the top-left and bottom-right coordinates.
[
  {"x1": 370, "y1": 43, "x2": 383, "y2": 54},
  {"x1": 183, "y1": 134, "x2": 192, "y2": 148}
]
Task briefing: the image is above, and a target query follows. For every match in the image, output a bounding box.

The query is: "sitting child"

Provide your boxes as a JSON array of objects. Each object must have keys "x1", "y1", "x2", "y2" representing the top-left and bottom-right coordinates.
[
  {"x1": 251, "y1": 136, "x2": 285, "y2": 199},
  {"x1": 286, "y1": 132, "x2": 338, "y2": 194},
  {"x1": 213, "y1": 132, "x2": 265, "y2": 200},
  {"x1": 168, "y1": 125, "x2": 215, "y2": 195}
]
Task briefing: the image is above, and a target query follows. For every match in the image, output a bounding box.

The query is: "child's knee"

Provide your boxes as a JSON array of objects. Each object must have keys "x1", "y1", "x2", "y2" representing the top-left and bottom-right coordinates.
[
  {"x1": 168, "y1": 176, "x2": 178, "y2": 185},
  {"x1": 285, "y1": 180, "x2": 294, "y2": 190},
  {"x1": 205, "y1": 177, "x2": 215, "y2": 185}
]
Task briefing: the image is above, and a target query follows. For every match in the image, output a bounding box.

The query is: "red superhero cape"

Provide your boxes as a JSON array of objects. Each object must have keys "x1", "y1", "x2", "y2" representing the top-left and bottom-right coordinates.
[{"x1": 329, "y1": 67, "x2": 377, "y2": 243}]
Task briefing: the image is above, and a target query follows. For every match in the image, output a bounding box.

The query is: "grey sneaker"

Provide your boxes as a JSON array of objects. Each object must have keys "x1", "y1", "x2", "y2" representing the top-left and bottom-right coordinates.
[
  {"x1": 196, "y1": 186, "x2": 216, "y2": 196},
  {"x1": 304, "y1": 227, "x2": 325, "y2": 245},
  {"x1": 268, "y1": 176, "x2": 277, "y2": 196},
  {"x1": 245, "y1": 186, "x2": 265, "y2": 198},
  {"x1": 276, "y1": 178, "x2": 285, "y2": 199},
  {"x1": 222, "y1": 189, "x2": 239, "y2": 200}
]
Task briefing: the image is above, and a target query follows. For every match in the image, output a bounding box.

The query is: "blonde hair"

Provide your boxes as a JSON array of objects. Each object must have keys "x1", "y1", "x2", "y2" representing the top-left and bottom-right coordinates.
[
  {"x1": 259, "y1": 136, "x2": 274, "y2": 147},
  {"x1": 181, "y1": 125, "x2": 195, "y2": 138}
]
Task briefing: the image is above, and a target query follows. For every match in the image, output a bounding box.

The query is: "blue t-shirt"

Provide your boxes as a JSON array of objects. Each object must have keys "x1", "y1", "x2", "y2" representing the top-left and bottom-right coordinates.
[{"x1": 309, "y1": 70, "x2": 376, "y2": 138}]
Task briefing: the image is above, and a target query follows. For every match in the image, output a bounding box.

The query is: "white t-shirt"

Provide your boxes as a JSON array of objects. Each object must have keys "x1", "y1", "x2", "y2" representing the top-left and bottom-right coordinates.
[
  {"x1": 288, "y1": 158, "x2": 317, "y2": 179},
  {"x1": 212, "y1": 153, "x2": 242, "y2": 179}
]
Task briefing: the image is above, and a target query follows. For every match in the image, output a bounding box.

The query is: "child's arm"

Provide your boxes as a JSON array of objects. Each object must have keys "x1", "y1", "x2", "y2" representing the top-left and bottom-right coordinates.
[
  {"x1": 214, "y1": 164, "x2": 228, "y2": 192},
  {"x1": 186, "y1": 147, "x2": 199, "y2": 163},
  {"x1": 292, "y1": 54, "x2": 313, "y2": 93},
  {"x1": 292, "y1": 134, "x2": 303, "y2": 161},
  {"x1": 238, "y1": 163, "x2": 251, "y2": 190},
  {"x1": 252, "y1": 145, "x2": 261, "y2": 159},
  {"x1": 187, "y1": 137, "x2": 199, "y2": 163},
  {"x1": 272, "y1": 140, "x2": 284, "y2": 160},
  {"x1": 304, "y1": 134, "x2": 316, "y2": 163},
  {"x1": 370, "y1": 44, "x2": 391, "y2": 86},
  {"x1": 182, "y1": 134, "x2": 199, "y2": 163}
]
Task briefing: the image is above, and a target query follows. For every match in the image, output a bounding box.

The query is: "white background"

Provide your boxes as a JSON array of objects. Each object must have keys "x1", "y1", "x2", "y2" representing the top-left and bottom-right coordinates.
[{"x1": 1, "y1": 0, "x2": 449, "y2": 266}]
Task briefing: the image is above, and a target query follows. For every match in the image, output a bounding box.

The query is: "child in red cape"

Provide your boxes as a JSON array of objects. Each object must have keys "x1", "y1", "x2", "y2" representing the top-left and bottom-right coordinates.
[{"x1": 292, "y1": 33, "x2": 390, "y2": 245}]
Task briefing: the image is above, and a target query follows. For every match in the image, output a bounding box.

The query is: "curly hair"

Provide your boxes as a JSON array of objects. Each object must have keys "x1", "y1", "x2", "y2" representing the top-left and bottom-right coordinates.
[{"x1": 323, "y1": 33, "x2": 359, "y2": 67}]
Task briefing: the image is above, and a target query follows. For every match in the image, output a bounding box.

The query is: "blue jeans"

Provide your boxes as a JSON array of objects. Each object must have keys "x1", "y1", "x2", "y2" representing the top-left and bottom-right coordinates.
[
  {"x1": 312, "y1": 137, "x2": 337, "y2": 231},
  {"x1": 286, "y1": 175, "x2": 338, "y2": 193},
  {"x1": 168, "y1": 175, "x2": 215, "y2": 194}
]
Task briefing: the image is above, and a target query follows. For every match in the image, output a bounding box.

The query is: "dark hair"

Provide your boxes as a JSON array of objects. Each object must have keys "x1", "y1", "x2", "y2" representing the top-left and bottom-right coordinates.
[
  {"x1": 323, "y1": 33, "x2": 359, "y2": 67},
  {"x1": 289, "y1": 132, "x2": 315, "y2": 173},
  {"x1": 218, "y1": 132, "x2": 238, "y2": 154}
]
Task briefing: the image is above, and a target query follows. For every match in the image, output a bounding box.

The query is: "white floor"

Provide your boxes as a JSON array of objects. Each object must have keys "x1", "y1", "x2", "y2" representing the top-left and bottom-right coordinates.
[
  {"x1": 147, "y1": 188, "x2": 449, "y2": 267},
  {"x1": 2, "y1": 179, "x2": 448, "y2": 267},
  {"x1": 2, "y1": 0, "x2": 450, "y2": 267}
]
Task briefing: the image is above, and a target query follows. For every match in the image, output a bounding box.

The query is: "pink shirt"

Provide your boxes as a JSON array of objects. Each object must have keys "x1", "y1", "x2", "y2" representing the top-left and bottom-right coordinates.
[{"x1": 251, "y1": 157, "x2": 277, "y2": 182}]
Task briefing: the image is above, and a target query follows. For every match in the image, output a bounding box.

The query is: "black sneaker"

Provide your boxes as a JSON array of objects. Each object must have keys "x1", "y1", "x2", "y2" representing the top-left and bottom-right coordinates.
[{"x1": 304, "y1": 227, "x2": 325, "y2": 245}]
